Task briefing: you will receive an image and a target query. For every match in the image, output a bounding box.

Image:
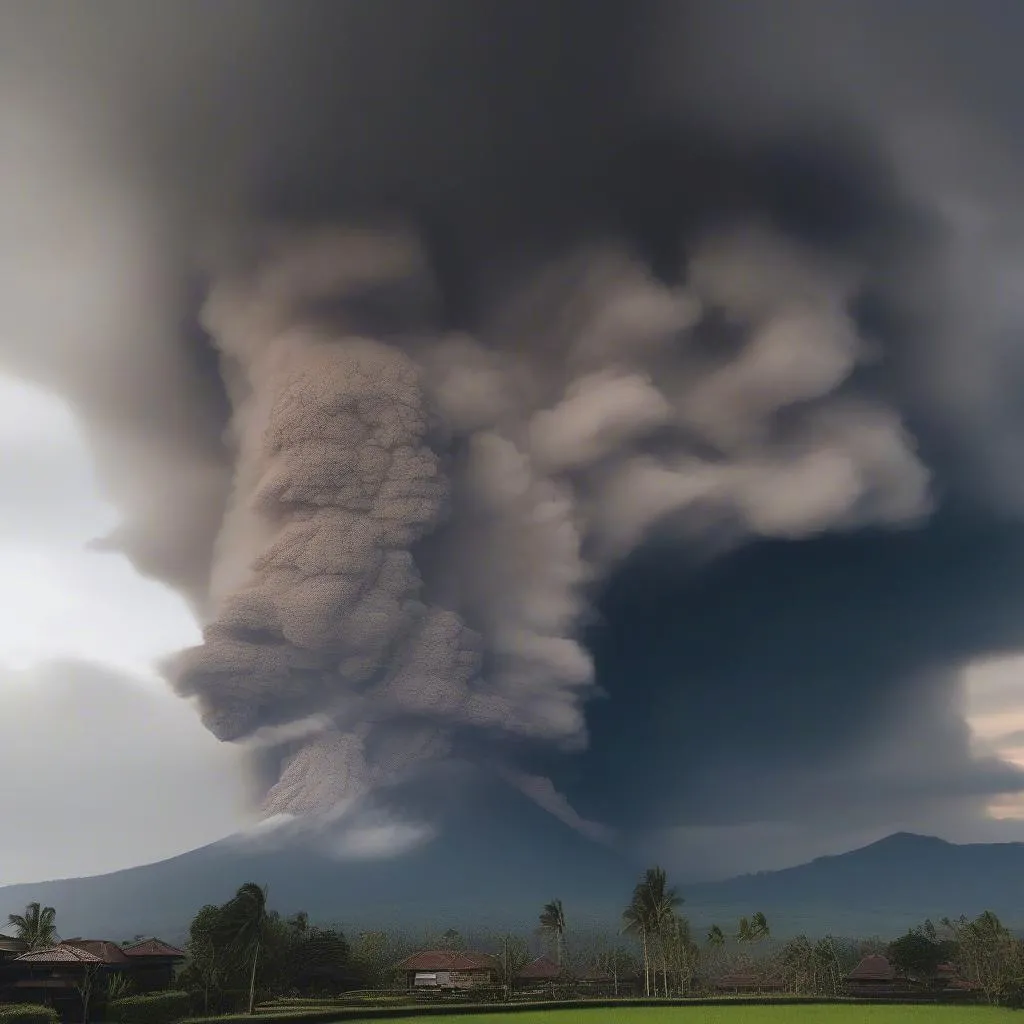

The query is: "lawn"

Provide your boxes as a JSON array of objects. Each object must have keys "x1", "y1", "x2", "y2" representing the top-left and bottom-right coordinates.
[{"x1": 342, "y1": 1009, "x2": 1017, "y2": 1024}]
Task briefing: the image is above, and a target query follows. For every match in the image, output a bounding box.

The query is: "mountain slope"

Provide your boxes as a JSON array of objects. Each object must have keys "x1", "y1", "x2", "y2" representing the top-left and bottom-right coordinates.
[
  {"x1": 0, "y1": 782, "x2": 637, "y2": 942},
  {"x1": 4, "y1": 827, "x2": 1023, "y2": 944},
  {"x1": 682, "y1": 831, "x2": 1024, "y2": 936}
]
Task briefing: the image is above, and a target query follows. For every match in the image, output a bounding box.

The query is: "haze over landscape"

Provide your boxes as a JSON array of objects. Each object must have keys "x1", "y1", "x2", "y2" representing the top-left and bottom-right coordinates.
[{"x1": 4, "y1": 0, "x2": 1024, "y2": 938}]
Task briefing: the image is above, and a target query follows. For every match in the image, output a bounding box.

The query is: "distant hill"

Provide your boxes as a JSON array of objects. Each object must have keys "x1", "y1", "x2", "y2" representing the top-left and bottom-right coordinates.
[
  {"x1": 2, "y1": 823, "x2": 1023, "y2": 945},
  {"x1": 682, "y1": 831, "x2": 1024, "y2": 937}
]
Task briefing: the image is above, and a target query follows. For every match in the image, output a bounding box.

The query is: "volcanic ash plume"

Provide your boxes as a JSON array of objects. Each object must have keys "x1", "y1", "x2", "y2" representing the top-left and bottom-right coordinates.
[
  {"x1": 171, "y1": 229, "x2": 597, "y2": 815},
  {"x1": 172, "y1": 223, "x2": 931, "y2": 818}
]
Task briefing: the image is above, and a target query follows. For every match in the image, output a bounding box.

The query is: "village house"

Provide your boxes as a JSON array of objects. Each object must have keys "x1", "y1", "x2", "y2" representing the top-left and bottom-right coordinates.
[
  {"x1": 394, "y1": 950, "x2": 496, "y2": 990},
  {"x1": 513, "y1": 957, "x2": 619, "y2": 996},
  {"x1": 119, "y1": 938, "x2": 187, "y2": 990},
  {"x1": 0, "y1": 944, "x2": 109, "y2": 1021},
  {"x1": 514, "y1": 955, "x2": 564, "y2": 987},
  {"x1": 845, "y1": 953, "x2": 976, "y2": 999},
  {"x1": 0, "y1": 937, "x2": 186, "y2": 1020},
  {"x1": 845, "y1": 954, "x2": 911, "y2": 997},
  {"x1": 0, "y1": 938, "x2": 27, "y2": 964}
]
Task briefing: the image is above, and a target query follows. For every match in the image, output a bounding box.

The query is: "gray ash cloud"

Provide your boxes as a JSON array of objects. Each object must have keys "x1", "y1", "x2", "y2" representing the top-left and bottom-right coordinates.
[{"x1": 4, "y1": 0, "x2": 1024, "y2": 859}]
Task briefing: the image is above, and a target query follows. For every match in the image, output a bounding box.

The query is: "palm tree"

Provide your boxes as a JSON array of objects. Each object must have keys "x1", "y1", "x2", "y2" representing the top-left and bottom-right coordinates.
[
  {"x1": 706, "y1": 925, "x2": 725, "y2": 947},
  {"x1": 623, "y1": 867, "x2": 682, "y2": 997},
  {"x1": 737, "y1": 911, "x2": 770, "y2": 944},
  {"x1": 538, "y1": 899, "x2": 567, "y2": 967},
  {"x1": 7, "y1": 902, "x2": 58, "y2": 950},
  {"x1": 621, "y1": 894, "x2": 650, "y2": 996},
  {"x1": 217, "y1": 883, "x2": 268, "y2": 1015}
]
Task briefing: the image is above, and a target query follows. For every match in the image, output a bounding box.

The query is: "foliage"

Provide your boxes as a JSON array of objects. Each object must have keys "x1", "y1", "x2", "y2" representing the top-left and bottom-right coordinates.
[
  {"x1": 886, "y1": 926, "x2": 947, "y2": 983},
  {"x1": 737, "y1": 912, "x2": 771, "y2": 944},
  {"x1": 106, "y1": 991, "x2": 192, "y2": 1024},
  {"x1": 622, "y1": 865, "x2": 683, "y2": 996},
  {"x1": 180, "y1": 892, "x2": 356, "y2": 1013},
  {"x1": 5, "y1": 902, "x2": 58, "y2": 950},
  {"x1": 0, "y1": 1005, "x2": 60, "y2": 1024},
  {"x1": 491, "y1": 934, "x2": 530, "y2": 988},
  {"x1": 350, "y1": 930, "x2": 415, "y2": 990},
  {"x1": 105, "y1": 971, "x2": 136, "y2": 1001},
  {"x1": 942, "y1": 910, "x2": 1024, "y2": 1005},
  {"x1": 438, "y1": 928, "x2": 466, "y2": 950},
  {"x1": 774, "y1": 934, "x2": 854, "y2": 996},
  {"x1": 538, "y1": 900, "x2": 567, "y2": 966}
]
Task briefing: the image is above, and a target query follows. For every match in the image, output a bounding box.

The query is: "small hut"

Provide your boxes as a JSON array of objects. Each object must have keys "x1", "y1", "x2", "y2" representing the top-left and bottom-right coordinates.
[{"x1": 394, "y1": 950, "x2": 496, "y2": 990}]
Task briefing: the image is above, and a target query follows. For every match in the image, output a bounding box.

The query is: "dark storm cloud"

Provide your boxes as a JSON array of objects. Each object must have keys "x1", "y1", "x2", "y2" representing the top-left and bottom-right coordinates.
[{"x1": 3, "y1": 0, "x2": 1024, "y2": 855}]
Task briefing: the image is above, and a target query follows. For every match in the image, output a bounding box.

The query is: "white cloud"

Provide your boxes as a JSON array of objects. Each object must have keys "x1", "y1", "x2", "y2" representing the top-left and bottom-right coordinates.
[
  {"x1": 0, "y1": 374, "x2": 200, "y2": 678},
  {"x1": 0, "y1": 374, "x2": 248, "y2": 883},
  {"x1": 0, "y1": 661, "x2": 252, "y2": 884}
]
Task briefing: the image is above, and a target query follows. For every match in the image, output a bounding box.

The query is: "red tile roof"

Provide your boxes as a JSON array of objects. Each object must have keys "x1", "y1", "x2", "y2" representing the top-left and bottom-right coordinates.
[
  {"x1": 395, "y1": 950, "x2": 496, "y2": 972},
  {"x1": 516, "y1": 956, "x2": 563, "y2": 981},
  {"x1": 62, "y1": 939, "x2": 132, "y2": 964},
  {"x1": 15, "y1": 945, "x2": 104, "y2": 964},
  {"x1": 847, "y1": 955, "x2": 895, "y2": 982},
  {"x1": 122, "y1": 938, "x2": 186, "y2": 958}
]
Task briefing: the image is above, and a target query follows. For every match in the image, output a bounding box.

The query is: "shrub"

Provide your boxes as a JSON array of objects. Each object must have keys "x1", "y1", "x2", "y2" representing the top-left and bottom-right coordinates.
[
  {"x1": 0, "y1": 1005, "x2": 60, "y2": 1024},
  {"x1": 107, "y1": 990, "x2": 192, "y2": 1024}
]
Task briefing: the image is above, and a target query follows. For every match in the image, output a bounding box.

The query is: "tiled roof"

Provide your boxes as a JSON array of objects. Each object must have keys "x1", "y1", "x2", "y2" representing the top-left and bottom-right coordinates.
[
  {"x1": 15, "y1": 945, "x2": 104, "y2": 964},
  {"x1": 516, "y1": 956, "x2": 563, "y2": 980},
  {"x1": 395, "y1": 950, "x2": 496, "y2": 972},
  {"x1": 62, "y1": 939, "x2": 131, "y2": 964},
  {"x1": 122, "y1": 938, "x2": 186, "y2": 958},
  {"x1": 847, "y1": 955, "x2": 895, "y2": 982}
]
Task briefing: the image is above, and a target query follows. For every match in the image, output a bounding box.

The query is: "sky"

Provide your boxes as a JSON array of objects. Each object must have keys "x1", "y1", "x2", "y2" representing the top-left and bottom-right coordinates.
[
  {"x1": 3, "y1": 0, "x2": 1024, "y2": 887},
  {"x1": 0, "y1": 376, "x2": 252, "y2": 883}
]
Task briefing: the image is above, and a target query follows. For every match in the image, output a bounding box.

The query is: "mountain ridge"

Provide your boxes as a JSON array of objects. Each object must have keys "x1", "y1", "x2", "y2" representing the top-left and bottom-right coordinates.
[{"x1": 3, "y1": 826, "x2": 1023, "y2": 943}]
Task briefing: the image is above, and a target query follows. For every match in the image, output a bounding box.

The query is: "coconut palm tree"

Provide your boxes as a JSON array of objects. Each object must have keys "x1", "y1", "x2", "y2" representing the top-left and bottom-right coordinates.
[
  {"x1": 217, "y1": 883, "x2": 268, "y2": 1015},
  {"x1": 538, "y1": 899, "x2": 567, "y2": 967},
  {"x1": 623, "y1": 866, "x2": 682, "y2": 997},
  {"x1": 621, "y1": 894, "x2": 650, "y2": 996},
  {"x1": 641, "y1": 867, "x2": 682, "y2": 996},
  {"x1": 706, "y1": 924, "x2": 725, "y2": 947},
  {"x1": 7, "y1": 902, "x2": 58, "y2": 950}
]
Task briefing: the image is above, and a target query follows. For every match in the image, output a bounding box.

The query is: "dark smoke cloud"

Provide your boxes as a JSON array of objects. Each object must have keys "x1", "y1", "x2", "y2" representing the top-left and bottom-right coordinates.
[{"x1": 4, "y1": 0, "x2": 1024, "y2": 866}]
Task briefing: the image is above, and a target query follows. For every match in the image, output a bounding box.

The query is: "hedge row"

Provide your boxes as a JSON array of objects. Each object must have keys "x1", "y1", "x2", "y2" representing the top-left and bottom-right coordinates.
[
  {"x1": 183, "y1": 994, "x2": 959, "y2": 1024},
  {"x1": 107, "y1": 990, "x2": 193, "y2": 1024},
  {"x1": 0, "y1": 1006, "x2": 60, "y2": 1024}
]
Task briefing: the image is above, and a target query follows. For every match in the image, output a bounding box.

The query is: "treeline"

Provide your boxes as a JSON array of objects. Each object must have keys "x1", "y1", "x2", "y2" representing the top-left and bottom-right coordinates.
[{"x1": 9, "y1": 875, "x2": 1024, "y2": 1013}]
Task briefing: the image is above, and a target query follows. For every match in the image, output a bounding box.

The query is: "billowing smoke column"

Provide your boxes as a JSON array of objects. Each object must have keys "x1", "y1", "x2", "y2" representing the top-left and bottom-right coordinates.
[{"x1": 172, "y1": 220, "x2": 931, "y2": 819}]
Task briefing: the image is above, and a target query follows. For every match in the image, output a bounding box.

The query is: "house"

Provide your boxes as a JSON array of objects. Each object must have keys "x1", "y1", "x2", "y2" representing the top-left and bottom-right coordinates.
[
  {"x1": 932, "y1": 962, "x2": 977, "y2": 999},
  {"x1": 514, "y1": 956, "x2": 565, "y2": 986},
  {"x1": 0, "y1": 938, "x2": 27, "y2": 963},
  {"x1": 0, "y1": 944, "x2": 110, "y2": 1022},
  {"x1": 0, "y1": 936, "x2": 186, "y2": 1018},
  {"x1": 845, "y1": 954, "x2": 910, "y2": 997},
  {"x1": 394, "y1": 950, "x2": 496, "y2": 990},
  {"x1": 121, "y1": 938, "x2": 187, "y2": 991}
]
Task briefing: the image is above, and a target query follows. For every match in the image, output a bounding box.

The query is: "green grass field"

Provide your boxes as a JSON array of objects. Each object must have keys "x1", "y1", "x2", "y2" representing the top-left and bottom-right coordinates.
[{"x1": 344, "y1": 1009, "x2": 1016, "y2": 1024}]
